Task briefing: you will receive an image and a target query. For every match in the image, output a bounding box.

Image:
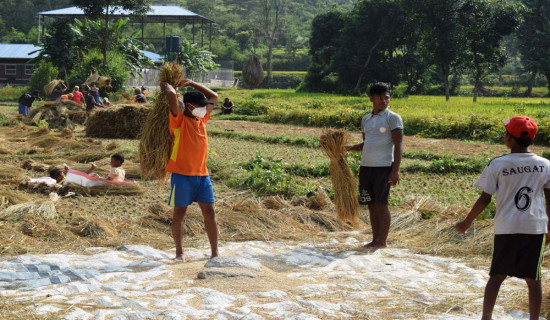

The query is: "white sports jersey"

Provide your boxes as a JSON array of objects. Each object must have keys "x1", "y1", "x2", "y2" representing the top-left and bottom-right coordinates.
[{"x1": 475, "y1": 153, "x2": 550, "y2": 234}]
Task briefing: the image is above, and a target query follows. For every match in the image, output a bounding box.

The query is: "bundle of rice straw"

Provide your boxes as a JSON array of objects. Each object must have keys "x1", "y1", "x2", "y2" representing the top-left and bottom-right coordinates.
[
  {"x1": 121, "y1": 92, "x2": 132, "y2": 101},
  {"x1": 43, "y1": 80, "x2": 62, "y2": 96},
  {"x1": 319, "y1": 129, "x2": 359, "y2": 225},
  {"x1": 85, "y1": 72, "x2": 100, "y2": 85},
  {"x1": 138, "y1": 61, "x2": 184, "y2": 181},
  {"x1": 98, "y1": 76, "x2": 112, "y2": 88}
]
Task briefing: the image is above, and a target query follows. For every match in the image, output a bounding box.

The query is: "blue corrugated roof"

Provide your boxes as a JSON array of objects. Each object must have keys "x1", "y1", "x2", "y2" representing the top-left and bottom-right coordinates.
[
  {"x1": 39, "y1": 5, "x2": 200, "y2": 17},
  {"x1": 0, "y1": 44, "x2": 41, "y2": 59},
  {"x1": 0, "y1": 44, "x2": 161, "y2": 64},
  {"x1": 142, "y1": 50, "x2": 162, "y2": 64}
]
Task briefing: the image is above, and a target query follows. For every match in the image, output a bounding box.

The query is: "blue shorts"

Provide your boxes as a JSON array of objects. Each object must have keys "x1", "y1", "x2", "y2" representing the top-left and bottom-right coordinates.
[
  {"x1": 168, "y1": 173, "x2": 215, "y2": 207},
  {"x1": 18, "y1": 103, "x2": 29, "y2": 116}
]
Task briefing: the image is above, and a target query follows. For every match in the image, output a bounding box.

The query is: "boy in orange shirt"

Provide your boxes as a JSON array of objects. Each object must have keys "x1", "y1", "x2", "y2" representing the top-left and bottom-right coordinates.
[{"x1": 160, "y1": 79, "x2": 218, "y2": 262}]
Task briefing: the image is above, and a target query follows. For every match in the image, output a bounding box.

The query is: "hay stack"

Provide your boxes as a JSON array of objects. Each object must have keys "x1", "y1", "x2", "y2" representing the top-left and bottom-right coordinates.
[
  {"x1": 86, "y1": 105, "x2": 151, "y2": 139},
  {"x1": 0, "y1": 201, "x2": 58, "y2": 221},
  {"x1": 242, "y1": 55, "x2": 264, "y2": 88},
  {"x1": 139, "y1": 62, "x2": 183, "y2": 181},
  {"x1": 307, "y1": 189, "x2": 333, "y2": 210},
  {"x1": 75, "y1": 217, "x2": 118, "y2": 238},
  {"x1": 320, "y1": 129, "x2": 359, "y2": 225},
  {"x1": 263, "y1": 195, "x2": 292, "y2": 210},
  {"x1": 27, "y1": 101, "x2": 86, "y2": 130}
]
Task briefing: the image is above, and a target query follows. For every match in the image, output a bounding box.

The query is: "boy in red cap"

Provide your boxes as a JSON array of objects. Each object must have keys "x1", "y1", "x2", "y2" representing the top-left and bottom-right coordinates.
[{"x1": 456, "y1": 116, "x2": 550, "y2": 320}]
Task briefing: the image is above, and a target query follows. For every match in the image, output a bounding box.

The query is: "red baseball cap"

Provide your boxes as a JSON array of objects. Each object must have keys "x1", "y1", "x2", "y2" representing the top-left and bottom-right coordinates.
[{"x1": 504, "y1": 116, "x2": 537, "y2": 140}]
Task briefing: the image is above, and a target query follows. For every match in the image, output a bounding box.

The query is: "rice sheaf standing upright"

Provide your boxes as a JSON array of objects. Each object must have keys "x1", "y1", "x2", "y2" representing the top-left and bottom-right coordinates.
[
  {"x1": 320, "y1": 128, "x2": 360, "y2": 225},
  {"x1": 138, "y1": 62, "x2": 184, "y2": 181}
]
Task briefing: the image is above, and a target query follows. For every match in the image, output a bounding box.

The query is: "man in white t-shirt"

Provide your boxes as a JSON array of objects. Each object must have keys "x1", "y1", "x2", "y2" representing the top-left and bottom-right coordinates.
[
  {"x1": 456, "y1": 116, "x2": 550, "y2": 320},
  {"x1": 346, "y1": 82, "x2": 403, "y2": 250}
]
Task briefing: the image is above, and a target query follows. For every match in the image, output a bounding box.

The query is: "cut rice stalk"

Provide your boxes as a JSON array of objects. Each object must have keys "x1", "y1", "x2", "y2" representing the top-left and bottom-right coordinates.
[{"x1": 319, "y1": 129, "x2": 359, "y2": 226}]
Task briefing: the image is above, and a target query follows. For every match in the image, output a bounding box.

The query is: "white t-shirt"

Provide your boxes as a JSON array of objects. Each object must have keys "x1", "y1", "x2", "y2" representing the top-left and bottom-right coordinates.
[
  {"x1": 108, "y1": 167, "x2": 126, "y2": 182},
  {"x1": 475, "y1": 153, "x2": 550, "y2": 234},
  {"x1": 360, "y1": 108, "x2": 403, "y2": 167}
]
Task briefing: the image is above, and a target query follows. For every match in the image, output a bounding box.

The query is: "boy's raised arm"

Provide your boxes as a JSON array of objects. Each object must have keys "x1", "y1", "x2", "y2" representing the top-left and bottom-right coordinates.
[
  {"x1": 160, "y1": 82, "x2": 180, "y2": 116},
  {"x1": 455, "y1": 192, "x2": 492, "y2": 233}
]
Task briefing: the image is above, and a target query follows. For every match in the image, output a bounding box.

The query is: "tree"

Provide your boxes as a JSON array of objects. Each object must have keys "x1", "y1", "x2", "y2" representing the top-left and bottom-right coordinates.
[
  {"x1": 259, "y1": 0, "x2": 286, "y2": 83},
  {"x1": 460, "y1": 0, "x2": 524, "y2": 102},
  {"x1": 334, "y1": 0, "x2": 409, "y2": 92},
  {"x1": 72, "y1": 0, "x2": 152, "y2": 68},
  {"x1": 301, "y1": 9, "x2": 345, "y2": 92},
  {"x1": 407, "y1": 0, "x2": 467, "y2": 100},
  {"x1": 30, "y1": 19, "x2": 77, "y2": 79},
  {"x1": 179, "y1": 39, "x2": 219, "y2": 74},
  {"x1": 517, "y1": 0, "x2": 550, "y2": 97},
  {"x1": 70, "y1": 18, "x2": 149, "y2": 74}
]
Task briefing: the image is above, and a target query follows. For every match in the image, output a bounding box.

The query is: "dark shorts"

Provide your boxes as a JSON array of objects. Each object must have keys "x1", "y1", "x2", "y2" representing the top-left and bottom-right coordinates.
[
  {"x1": 358, "y1": 166, "x2": 392, "y2": 205},
  {"x1": 168, "y1": 173, "x2": 215, "y2": 207},
  {"x1": 490, "y1": 234, "x2": 546, "y2": 280}
]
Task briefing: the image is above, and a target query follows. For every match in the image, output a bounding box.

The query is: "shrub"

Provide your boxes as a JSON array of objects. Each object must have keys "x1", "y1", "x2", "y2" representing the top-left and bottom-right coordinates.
[
  {"x1": 67, "y1": 50, "x2": 130, "y2": 95},
  {"x1": 235, "y1": 100, "x2": 268, "y2": 116},
  {"x1": 28, "y1": 61, "x2": 59, "y2": 97},
  {"x1": 0, "y1": 113, "x2": 18, "y2": 127},
  {"x1": 0, "y1": 85, "x2": 28, "y2": 102}
]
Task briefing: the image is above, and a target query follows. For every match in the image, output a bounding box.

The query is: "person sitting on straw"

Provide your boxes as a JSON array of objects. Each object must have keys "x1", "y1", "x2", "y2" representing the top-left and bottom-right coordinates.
[
  {"x1": 87, "y1": 153, "x2": 126, "y2": 182},
  {"x1": 85, "y1": 85, "x2": 104, "y2": 115},
  {"x1": 132, "y1": 88, "x2": 147, "y2": 103},
  {"x1": 160, "y1": 79, "x2": 219, "y2": 262},
  {"x1": 346, "y1": 82, "x2": 403, "y2": 250}
]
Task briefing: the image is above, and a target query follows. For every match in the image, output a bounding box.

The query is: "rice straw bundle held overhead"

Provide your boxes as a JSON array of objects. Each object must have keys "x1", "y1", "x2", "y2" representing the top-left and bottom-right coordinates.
[
  {"x1": 44, "y1": 80, "x2": 62, "y2": 96},
  {"x1": 98, "y1": 76, "x2": 112, "y2": 88},
  {"x1": 319, "y1": 129, "x2": 359, "y2": 225},
  {"x1": 85, "y1": 72, "x2": 100, "y2": 85},
  {"x1": 139, "y1": 61, "x2": 184, "y2": 181}
]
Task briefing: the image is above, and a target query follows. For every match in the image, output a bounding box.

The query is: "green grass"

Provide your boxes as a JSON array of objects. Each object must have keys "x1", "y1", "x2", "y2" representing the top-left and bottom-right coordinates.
[{"x1": 215, "y1": 89, "x2": 550, "y2": 145}]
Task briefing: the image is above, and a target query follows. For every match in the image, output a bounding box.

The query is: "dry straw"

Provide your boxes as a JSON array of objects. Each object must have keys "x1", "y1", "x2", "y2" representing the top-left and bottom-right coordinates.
[
  {"x1": 139, "y1": 61, "x2": 184, "y2": 181},
  {"x1": 319, "y1": 129, "x2": 359, "y2": 225},
  {"x1": 43, "y1": 80, "x2": 62, "y2": 96},
  {"x1": 85, "y1": 72, "x2": 100, "y2": 85},
  {"x1": 98, "y1": 76, "x2": 112, "y2": 88}
]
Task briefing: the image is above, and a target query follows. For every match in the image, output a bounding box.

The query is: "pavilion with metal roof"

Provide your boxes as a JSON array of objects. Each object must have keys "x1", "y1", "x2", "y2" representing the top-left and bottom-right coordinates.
[{"x1": 38, "y1": 3, "x2": 214, "y2": 50}]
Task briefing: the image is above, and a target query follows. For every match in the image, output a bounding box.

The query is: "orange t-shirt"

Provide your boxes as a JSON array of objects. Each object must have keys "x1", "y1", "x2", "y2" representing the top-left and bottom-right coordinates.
[{"x1": 166, "y1": 111, "x2": 210, "y2": 176}]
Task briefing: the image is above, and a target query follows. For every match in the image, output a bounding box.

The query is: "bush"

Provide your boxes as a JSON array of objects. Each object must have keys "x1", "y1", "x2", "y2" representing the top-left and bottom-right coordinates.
[
  {"x1": 67, "y1": 50, "x2": 130, "y2": 95},
  {"x1": 28, "y1": 61, "x2": 59, "y2": 97},
  {"x1": 0, "y1": 113, "x2": 18, "y2": 127},
  {"x1": 235, "y1": 100, "x2": 268, "y2": 115},
  {"x1": 0, "y1": 85, "x2": 28, "y2": 102}
]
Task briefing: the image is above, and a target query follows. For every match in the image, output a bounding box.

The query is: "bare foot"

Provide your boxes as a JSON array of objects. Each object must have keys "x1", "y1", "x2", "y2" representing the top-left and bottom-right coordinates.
[
  {"x1": 173, "y1": 254, "x2": 187, "y2": 262},
  {"x1": 363, "y1": 241, "x2": 376, "y2": 248}
]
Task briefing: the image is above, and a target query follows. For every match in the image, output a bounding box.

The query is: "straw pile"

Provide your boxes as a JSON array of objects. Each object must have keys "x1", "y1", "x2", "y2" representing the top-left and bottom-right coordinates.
[
  {"x1": 27, "y1": 101, "x2": 86, "y2": 130},
  {"x1": 242, "y1": 55, "x2": 264, "y2": 88},
  {"x1": 74, "y1": 217, "x2": 118, "y2": 238},
  {"x1": 86, "y1": 105, "x2": 151, "y2": 139},
  {"x1": 139, "y1": 62, "x2": 183, "y2": 181},
  {"x1": 0, "y1": 201, "x2": 58, "y2": 221},
  {"x1": 61, "y1": 182, "x2": 145, "y2": 196},
  {"x1": 319, "y1": 129, "x2": 359, "y2": 225},
  {"x1": 44, "y1": 80, "x2": 63, "y2": 96}
]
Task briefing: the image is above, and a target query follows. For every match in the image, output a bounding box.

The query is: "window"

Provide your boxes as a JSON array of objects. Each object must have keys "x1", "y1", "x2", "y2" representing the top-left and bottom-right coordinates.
[
  {"x1": 25, "y1": 64, "x2": 34, "y2": 75},
  {"x1": 5, "y1": 65, "x2": 16, "y2": 75}
]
